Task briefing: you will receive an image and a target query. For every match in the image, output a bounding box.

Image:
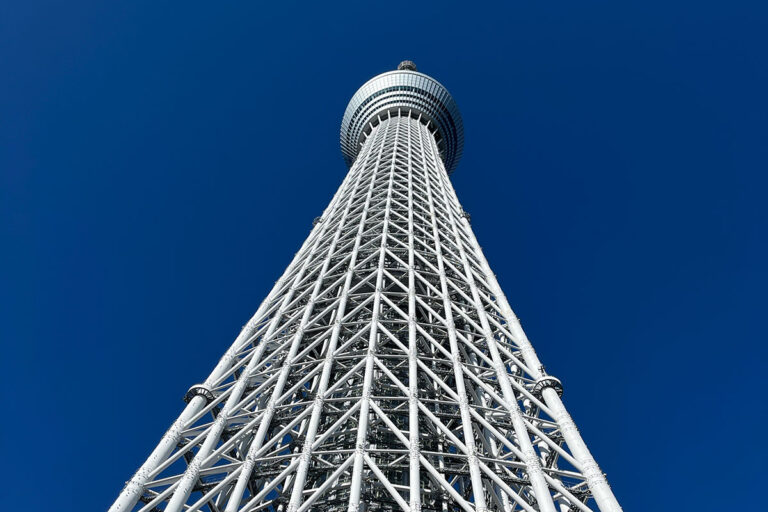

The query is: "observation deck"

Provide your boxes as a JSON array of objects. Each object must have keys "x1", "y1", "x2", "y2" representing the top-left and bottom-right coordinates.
[{"x1": 340, "y1": 61, "x2": 464, "y2": 174}]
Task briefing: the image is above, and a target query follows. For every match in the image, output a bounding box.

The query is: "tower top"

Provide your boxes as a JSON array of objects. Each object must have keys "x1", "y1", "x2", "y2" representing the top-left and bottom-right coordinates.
[{"x1": 340, "y1": 62, "x2": 464, "y2": 174}]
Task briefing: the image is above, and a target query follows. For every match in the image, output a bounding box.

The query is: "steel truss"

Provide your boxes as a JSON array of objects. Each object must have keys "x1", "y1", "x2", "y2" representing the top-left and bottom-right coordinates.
[{"x1": 110, "y1": 88, "x2": 622, "y2": 512}]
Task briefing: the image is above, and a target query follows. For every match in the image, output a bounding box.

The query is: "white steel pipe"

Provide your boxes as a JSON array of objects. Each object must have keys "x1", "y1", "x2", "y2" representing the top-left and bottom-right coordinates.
[
  {"x1": 405, "y1": 113, "x2": 422, "y2": 512},
  {"x1": 347, "y1": 114, "x2": 398, "y2": 511},
  {"x1": 420, "y1": 120, "x2": 488, "y2": 512}
]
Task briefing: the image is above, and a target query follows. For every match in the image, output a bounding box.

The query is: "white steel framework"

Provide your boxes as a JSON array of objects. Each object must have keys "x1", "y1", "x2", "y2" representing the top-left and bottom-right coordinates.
[{"x1": 110, "y1": 62, "x2": 622, "y2": 512}]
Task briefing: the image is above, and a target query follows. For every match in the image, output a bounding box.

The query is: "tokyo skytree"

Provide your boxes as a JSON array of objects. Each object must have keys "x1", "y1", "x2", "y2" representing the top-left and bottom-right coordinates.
[{"x1": 110, "y1": 61, "x2": 622, "y2": 512}]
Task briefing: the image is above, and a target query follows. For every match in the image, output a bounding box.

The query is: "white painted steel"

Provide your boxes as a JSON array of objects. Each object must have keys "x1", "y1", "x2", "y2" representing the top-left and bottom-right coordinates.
[
  {"x1": 405, "y1": 114, "x2": 422, "y2": 512},
  {"x1": 109, "y1": 63, "x2": 622, "y2": 512},
  {"x1": 347, "y1": 114, "x2": 398, "y2": 512}
]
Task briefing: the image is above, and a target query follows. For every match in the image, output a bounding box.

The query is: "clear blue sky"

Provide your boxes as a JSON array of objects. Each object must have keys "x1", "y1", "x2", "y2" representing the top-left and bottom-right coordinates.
[{"x1": 1, "y1": 1, "x2": 766, "y2": 510}]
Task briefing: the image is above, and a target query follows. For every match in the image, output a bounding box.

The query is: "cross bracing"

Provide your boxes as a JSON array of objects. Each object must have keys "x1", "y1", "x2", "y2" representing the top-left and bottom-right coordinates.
[{"x1": 110, "y1": 77, "x2": 622, "y2": 512}]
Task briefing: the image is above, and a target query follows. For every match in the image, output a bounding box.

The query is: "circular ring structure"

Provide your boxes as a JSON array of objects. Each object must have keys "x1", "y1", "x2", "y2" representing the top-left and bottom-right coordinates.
[
  {"x1": 532, "y1": 376, "x2": 564, "y2": 399},
  {"x1": 183, "y1": 384, "x2": 215, "y2": 404},
  {"x1": 341, "y1": 64, "x2": 464, "y2": 174}
]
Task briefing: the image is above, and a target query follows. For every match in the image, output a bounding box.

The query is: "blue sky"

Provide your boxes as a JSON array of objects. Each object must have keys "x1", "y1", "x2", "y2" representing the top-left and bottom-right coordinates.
[{"x1": 1, "y1": 1, "x2": 766, "y2": 510}]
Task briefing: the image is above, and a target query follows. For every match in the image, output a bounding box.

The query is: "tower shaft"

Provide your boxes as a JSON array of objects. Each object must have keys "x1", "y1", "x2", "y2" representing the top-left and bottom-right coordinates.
[{"x1": 110, "y1": 67, "x2": 622, "y2": 512}]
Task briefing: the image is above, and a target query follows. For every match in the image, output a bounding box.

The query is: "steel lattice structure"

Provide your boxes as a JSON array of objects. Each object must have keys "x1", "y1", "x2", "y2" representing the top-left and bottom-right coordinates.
[{"x1": 110, "y1": 62, "x2": 622, "y2": 512}]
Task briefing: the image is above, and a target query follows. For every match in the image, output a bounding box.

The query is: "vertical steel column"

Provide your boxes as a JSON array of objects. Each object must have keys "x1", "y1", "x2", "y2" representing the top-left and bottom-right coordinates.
[
  {"x1": 348, "y1": 114, "x2": 398, "y2": 512},
  {"x1": 419, "y1": 120, "x2": 488, "y2": 512},
  {"x1": 405, "y1": 114, "x2": 422, "y2": 511}
]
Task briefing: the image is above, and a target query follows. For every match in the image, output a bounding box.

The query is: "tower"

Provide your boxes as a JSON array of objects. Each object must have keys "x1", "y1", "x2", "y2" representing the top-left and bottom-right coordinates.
[{"x1": 110, "y1": 62, "x2": 622, "y2": 512}]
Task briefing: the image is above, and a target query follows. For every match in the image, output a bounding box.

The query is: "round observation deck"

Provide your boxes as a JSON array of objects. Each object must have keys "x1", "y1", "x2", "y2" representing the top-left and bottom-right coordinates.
[{"x1": 340, "y1": 61, "x2": 464, "y2": 174}]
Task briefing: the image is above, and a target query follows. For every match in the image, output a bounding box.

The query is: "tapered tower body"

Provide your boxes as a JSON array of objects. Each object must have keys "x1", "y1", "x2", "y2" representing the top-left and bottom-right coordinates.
[{"x1": 110, "y1": 62, "x2": 622, "y2": 512}]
